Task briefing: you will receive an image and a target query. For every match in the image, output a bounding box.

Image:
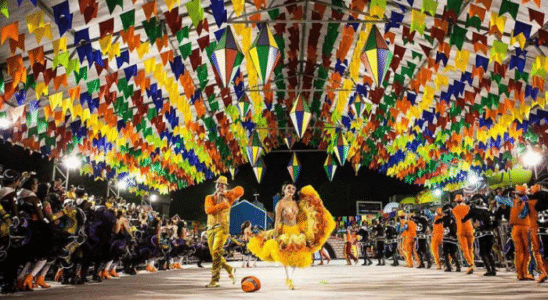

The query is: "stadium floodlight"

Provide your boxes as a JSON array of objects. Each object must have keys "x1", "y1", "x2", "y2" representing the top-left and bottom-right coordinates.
[
  {"x1": 0, "y1": 118, "x2": 11, "y2": 129},
  {"x1": 433, "y1": 189, "x2": 442, "y2": 197},
  {"x1": 64, "y1": 156, "x2": 81, "y2": 169},
  {"x1": 117, "y1": 180, "x2": 128, "y2": 190},
  {"x1": 523, "y1": 150, "x2": 542, "y2": 167}
]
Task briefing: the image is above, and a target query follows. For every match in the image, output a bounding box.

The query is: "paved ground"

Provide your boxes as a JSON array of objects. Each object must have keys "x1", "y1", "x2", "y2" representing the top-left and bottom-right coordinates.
[{"x1": 2, "y1": 260, "x2": 548, "y2": 299}]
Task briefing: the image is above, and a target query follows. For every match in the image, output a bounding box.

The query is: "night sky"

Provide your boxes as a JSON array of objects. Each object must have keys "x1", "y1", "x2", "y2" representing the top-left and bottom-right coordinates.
[
  {"x1": 0, "y1": 142, "x2": 423, "y2": 220},
  {"x1": 169, "y1": 147, "x2": 422, "y2": 222}
]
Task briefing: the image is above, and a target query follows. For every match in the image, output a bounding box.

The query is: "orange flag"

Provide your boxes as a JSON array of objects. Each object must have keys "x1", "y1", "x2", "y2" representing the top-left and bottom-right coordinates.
[{"x1": 1, "y1": 22, "x2": 18, "y2": 45}]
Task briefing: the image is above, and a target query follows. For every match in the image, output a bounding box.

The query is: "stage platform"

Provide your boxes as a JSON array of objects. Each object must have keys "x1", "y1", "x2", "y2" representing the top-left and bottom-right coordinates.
[{"x1": 2, "y1": 260, "x2": 547, "y2": 299}]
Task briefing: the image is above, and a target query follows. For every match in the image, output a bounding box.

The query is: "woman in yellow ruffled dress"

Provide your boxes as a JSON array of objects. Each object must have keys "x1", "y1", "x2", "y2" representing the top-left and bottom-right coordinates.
[{"x1": 247, "y1": 183, "x2": 335, "y2": 289}]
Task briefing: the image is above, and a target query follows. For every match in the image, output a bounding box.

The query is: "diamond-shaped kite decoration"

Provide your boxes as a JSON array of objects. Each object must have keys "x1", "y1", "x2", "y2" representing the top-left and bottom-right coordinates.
[
  {"x1": 210, "y1": 26, "x2": 244, "y2": 88},
  {"x1": 290, "y1": 94, "x2": 312, "y2": 139},
  {"x1": 249, "y1": 24, "x2": 281, "y2": 85},
  {"x1": 287, "y1": 153, "x2": 301, "y2": 182},
  {"x1": 284, "y1": 134, "x2": 295, "y2": 149},
  {"x1": 352, "y1": 94, "x2": 367, "y2": 117},
  {"x1": 246, "y1": 131, "x2": 263, "y2": 166},
  {"x1": 237, "y1": 93, "x2": 251, "y2": 118},
  {"x1": 324, "y1": 154, "x2": 338, "y2": 182},
  {"x1": 361, "y1": 25, "x2": 393, "y2": 87},
  {"x1": 253, "y1": 157, "x2": 266, "y2": 183},
  {"x1": 334, "y1": 131, "x2": 349, "y2": 165},
  {"x1": 352, "y1": 163, "x2": 361, "y2": 176}
]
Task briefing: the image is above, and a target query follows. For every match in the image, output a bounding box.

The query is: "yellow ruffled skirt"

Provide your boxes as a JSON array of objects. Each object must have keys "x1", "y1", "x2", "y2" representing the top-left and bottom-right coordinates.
[{"x1": 247, "y1": 185, "x2": 336, "y2": 268}]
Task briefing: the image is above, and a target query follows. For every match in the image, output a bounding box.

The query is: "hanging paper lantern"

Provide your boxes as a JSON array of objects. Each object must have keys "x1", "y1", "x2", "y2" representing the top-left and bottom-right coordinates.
[
  {"x1": 324, "y1": 154, "x2": 338, "y2": 182},
  {"x1": 361, "y1": 25, "x2": 393, "y2": 87},
  {"x1": 249, "y1": 24, "x2": 281, "y2": 85},
  {"x1": 210, "y1": 26, "x2": 244, "y2": 87},
  {"x1": 246, "y1": 131, "x2": 263, "y2": 166},
  {"x1": 253, "y1": 157, "x2": 266, "y2": 183},
  {"x1": 334, "y1": 131, "x2": 349, "y2": 166},
  {"x1": 237, "y1": 93, "x2": 251, "y2": 118},
  {"x1": 290, "y1": 94, "x2": 312, "y2": 139},
  {"x1": 287, "y1": 153, "x2": 301, "y2": 182},
  {"x1": 352, "y1": 163, "x2": 361, "y2": 176},
  {"x1": 351, "y1": 94, "x2": 367, "y2": 117}
]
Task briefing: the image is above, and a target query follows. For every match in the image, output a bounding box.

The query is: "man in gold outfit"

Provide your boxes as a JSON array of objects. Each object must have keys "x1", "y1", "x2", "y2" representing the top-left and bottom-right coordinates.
[{"x1": 204, "y1": 176, "x2": 244, "y2": 288}]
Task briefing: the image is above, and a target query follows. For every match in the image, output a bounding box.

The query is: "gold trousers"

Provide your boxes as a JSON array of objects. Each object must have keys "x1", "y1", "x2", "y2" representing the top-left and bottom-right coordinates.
[{"x1": 207, "y1": 226, "x2": 233, "y2": 282}]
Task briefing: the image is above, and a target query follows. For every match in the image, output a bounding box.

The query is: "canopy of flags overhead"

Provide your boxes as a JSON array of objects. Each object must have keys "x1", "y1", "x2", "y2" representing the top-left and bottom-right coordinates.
[{"x1": 0, "y1": 0, "x2": 547, "y2": 195}]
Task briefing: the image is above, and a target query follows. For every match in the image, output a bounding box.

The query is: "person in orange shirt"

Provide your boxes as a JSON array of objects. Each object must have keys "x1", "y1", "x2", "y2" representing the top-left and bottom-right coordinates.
[
  {"x1": 510, "y1": 184, "x2": 533, "y2": 281},
  {"x1": 397, "y1": 211, "x2": 417, "y2": 268},
  {"x1": 524, "y1": 184, "x2": 547, "y2": 282},
  {"x1": 431, "y1": 208, "x2": 444, "y2": 270},
  {"x1": 345, "y1": 227, "x2": 359, "y2": 265},
  {"x1": 452, "y1": 194, "x2": 475, "y2": 274},
  {"x1": 204, "y1": 176, "x2": 244, "y2": 288}
]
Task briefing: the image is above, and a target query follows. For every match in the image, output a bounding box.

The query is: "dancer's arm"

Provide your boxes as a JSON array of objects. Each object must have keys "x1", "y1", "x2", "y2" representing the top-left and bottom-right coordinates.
[
  {"x1": 275, "y1": 202, "x2": 283, "y2": 235},
  {"x1": 225, "y1": 186, "x2": 244, "y2": 205},
  {"x1": 205, "y1": 195, "x2": 230, "y2": 214}
]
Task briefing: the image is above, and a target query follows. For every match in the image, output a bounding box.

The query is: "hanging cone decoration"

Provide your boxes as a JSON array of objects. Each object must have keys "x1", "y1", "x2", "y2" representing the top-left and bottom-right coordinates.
[
  {"x1": 324, "y1": 154, "x2": 338, "y2": 182},
  {"x1": 287, "y1": 153, "x2": 301, "y2": 182},
  {"x1": 289, "y1": 94, "x2": 312, "y2": 139},
  {"x1": 246, "y1": 131, "x2": 263, "y2": 166},
  {"x1": 253, "y1": 157, "x2": 266, "y2": 183},
  {"x1": 351, "y1": 94, "x2": 367, "y2": 117},
  {"x1": 284, "y1": 134, "x2": 295, "y2": 149},
  {"x1": 352, "y1": 163, "x2": 361, "y2": 176},
  {"x1": 360, "y1": 25, "x2": 393, "y2": 87},
  {"x1": 334, "y1": 131, "x2": 349, "y2": 165},
  {"x1": 210, "y1": 26, "x2": 244, "y2": 87},
  {"x1": 237, "y1": 93, "x2": 251, "y2": 118},
  {"x1": 229, "y1": 167, "x2": 237, "y2": 180},
  {"x1": 249, "y1": 24, "x2": 281, "y2": 85}
]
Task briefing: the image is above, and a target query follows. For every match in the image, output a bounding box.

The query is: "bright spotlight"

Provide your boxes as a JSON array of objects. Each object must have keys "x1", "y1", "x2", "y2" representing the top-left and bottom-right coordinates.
[
  {"x1": 467, "y1": 173, "x2": 480, "y2": 185},
  {"x1": 64, "y1": 156, "x2": 81, "y2": 169},
  {"x1": 117, "y1": 180, "x2": 128, "y2": 190},
  {"x1": 523, "y1": 150, "x2": 542, "y2": 167},
  {"x1": 0, "y1": 118, "x2": 11, "y2": 129},
  {"x1": 433, "y1": 189, "x2": 442, "y2": 197},
  {"x1": 150, "y1": 194, "x2": 158, "y2": 202}
]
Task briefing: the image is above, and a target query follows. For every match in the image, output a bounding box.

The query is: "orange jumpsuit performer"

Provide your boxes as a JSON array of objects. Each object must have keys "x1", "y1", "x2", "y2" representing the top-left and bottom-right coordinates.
[
  {"x1": 431, "y1": 208, "x2": 444, "y2": 270},
  {"x1": 526, "y1": 185, "x2": 548, "y2": 283},
  {"x1": 452, "y1": 194, "x2": 475, "y2": 274},
  {"x1": 510, "y1": 185, "x2": 533, "y2": 281},
  {"x1": 397, "y1": 211, "x2": 417, "y2": 268}
]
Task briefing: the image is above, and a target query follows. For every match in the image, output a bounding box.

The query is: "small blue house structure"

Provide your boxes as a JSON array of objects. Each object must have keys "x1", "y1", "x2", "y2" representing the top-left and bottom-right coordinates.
[{"x1": 229, "y1": 200, "x2": 268, "y2": 235}]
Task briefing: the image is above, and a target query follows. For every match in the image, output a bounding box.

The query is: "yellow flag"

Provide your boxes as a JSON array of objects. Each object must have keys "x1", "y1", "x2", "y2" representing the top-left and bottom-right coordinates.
[
  {"x1": 137, "y1": 42, "x2": 150, "y2": 59},
  {"x1": 26, "y1": 11, "x2": 44, "y2": 33},
  {"x1": 454, "y1": 49, "x2": 470, "y2": 72},
  {"x1": 52, "y1": 37, "x2": 67, "y2": 56},
  {"x1": 231, "y1": 0, "x2": 244, "y2": 16},
  {"x1": 35, "y1": 82, "x2": 48, "y2": 99},
  {"x1": 49, "y1": 92, "x2": 62, "y2": 110}
]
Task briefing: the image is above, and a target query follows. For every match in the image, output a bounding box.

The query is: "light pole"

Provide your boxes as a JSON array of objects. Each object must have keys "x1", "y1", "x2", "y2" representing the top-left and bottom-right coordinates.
[{"x1": 52, "y1": 156, "x2": 81, "y2": 190}]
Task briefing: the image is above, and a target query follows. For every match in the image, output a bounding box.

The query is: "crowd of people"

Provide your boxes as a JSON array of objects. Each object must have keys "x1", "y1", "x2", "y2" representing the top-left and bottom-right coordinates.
[
  {"x1": 0, "y1": 169, "x2": 253, "y2": 294},
  {"x1": 342, "y1": 183, "x2": 548, "y2": 282},
  {"x1": 4, "y1": 166, "x2": 548, "y2": 294}
]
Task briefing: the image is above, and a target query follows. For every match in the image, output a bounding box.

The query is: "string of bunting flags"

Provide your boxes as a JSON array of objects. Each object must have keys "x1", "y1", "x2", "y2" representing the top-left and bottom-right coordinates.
[{"x1": 0, "y1": 0, "x2": 546, "y2": 195}]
